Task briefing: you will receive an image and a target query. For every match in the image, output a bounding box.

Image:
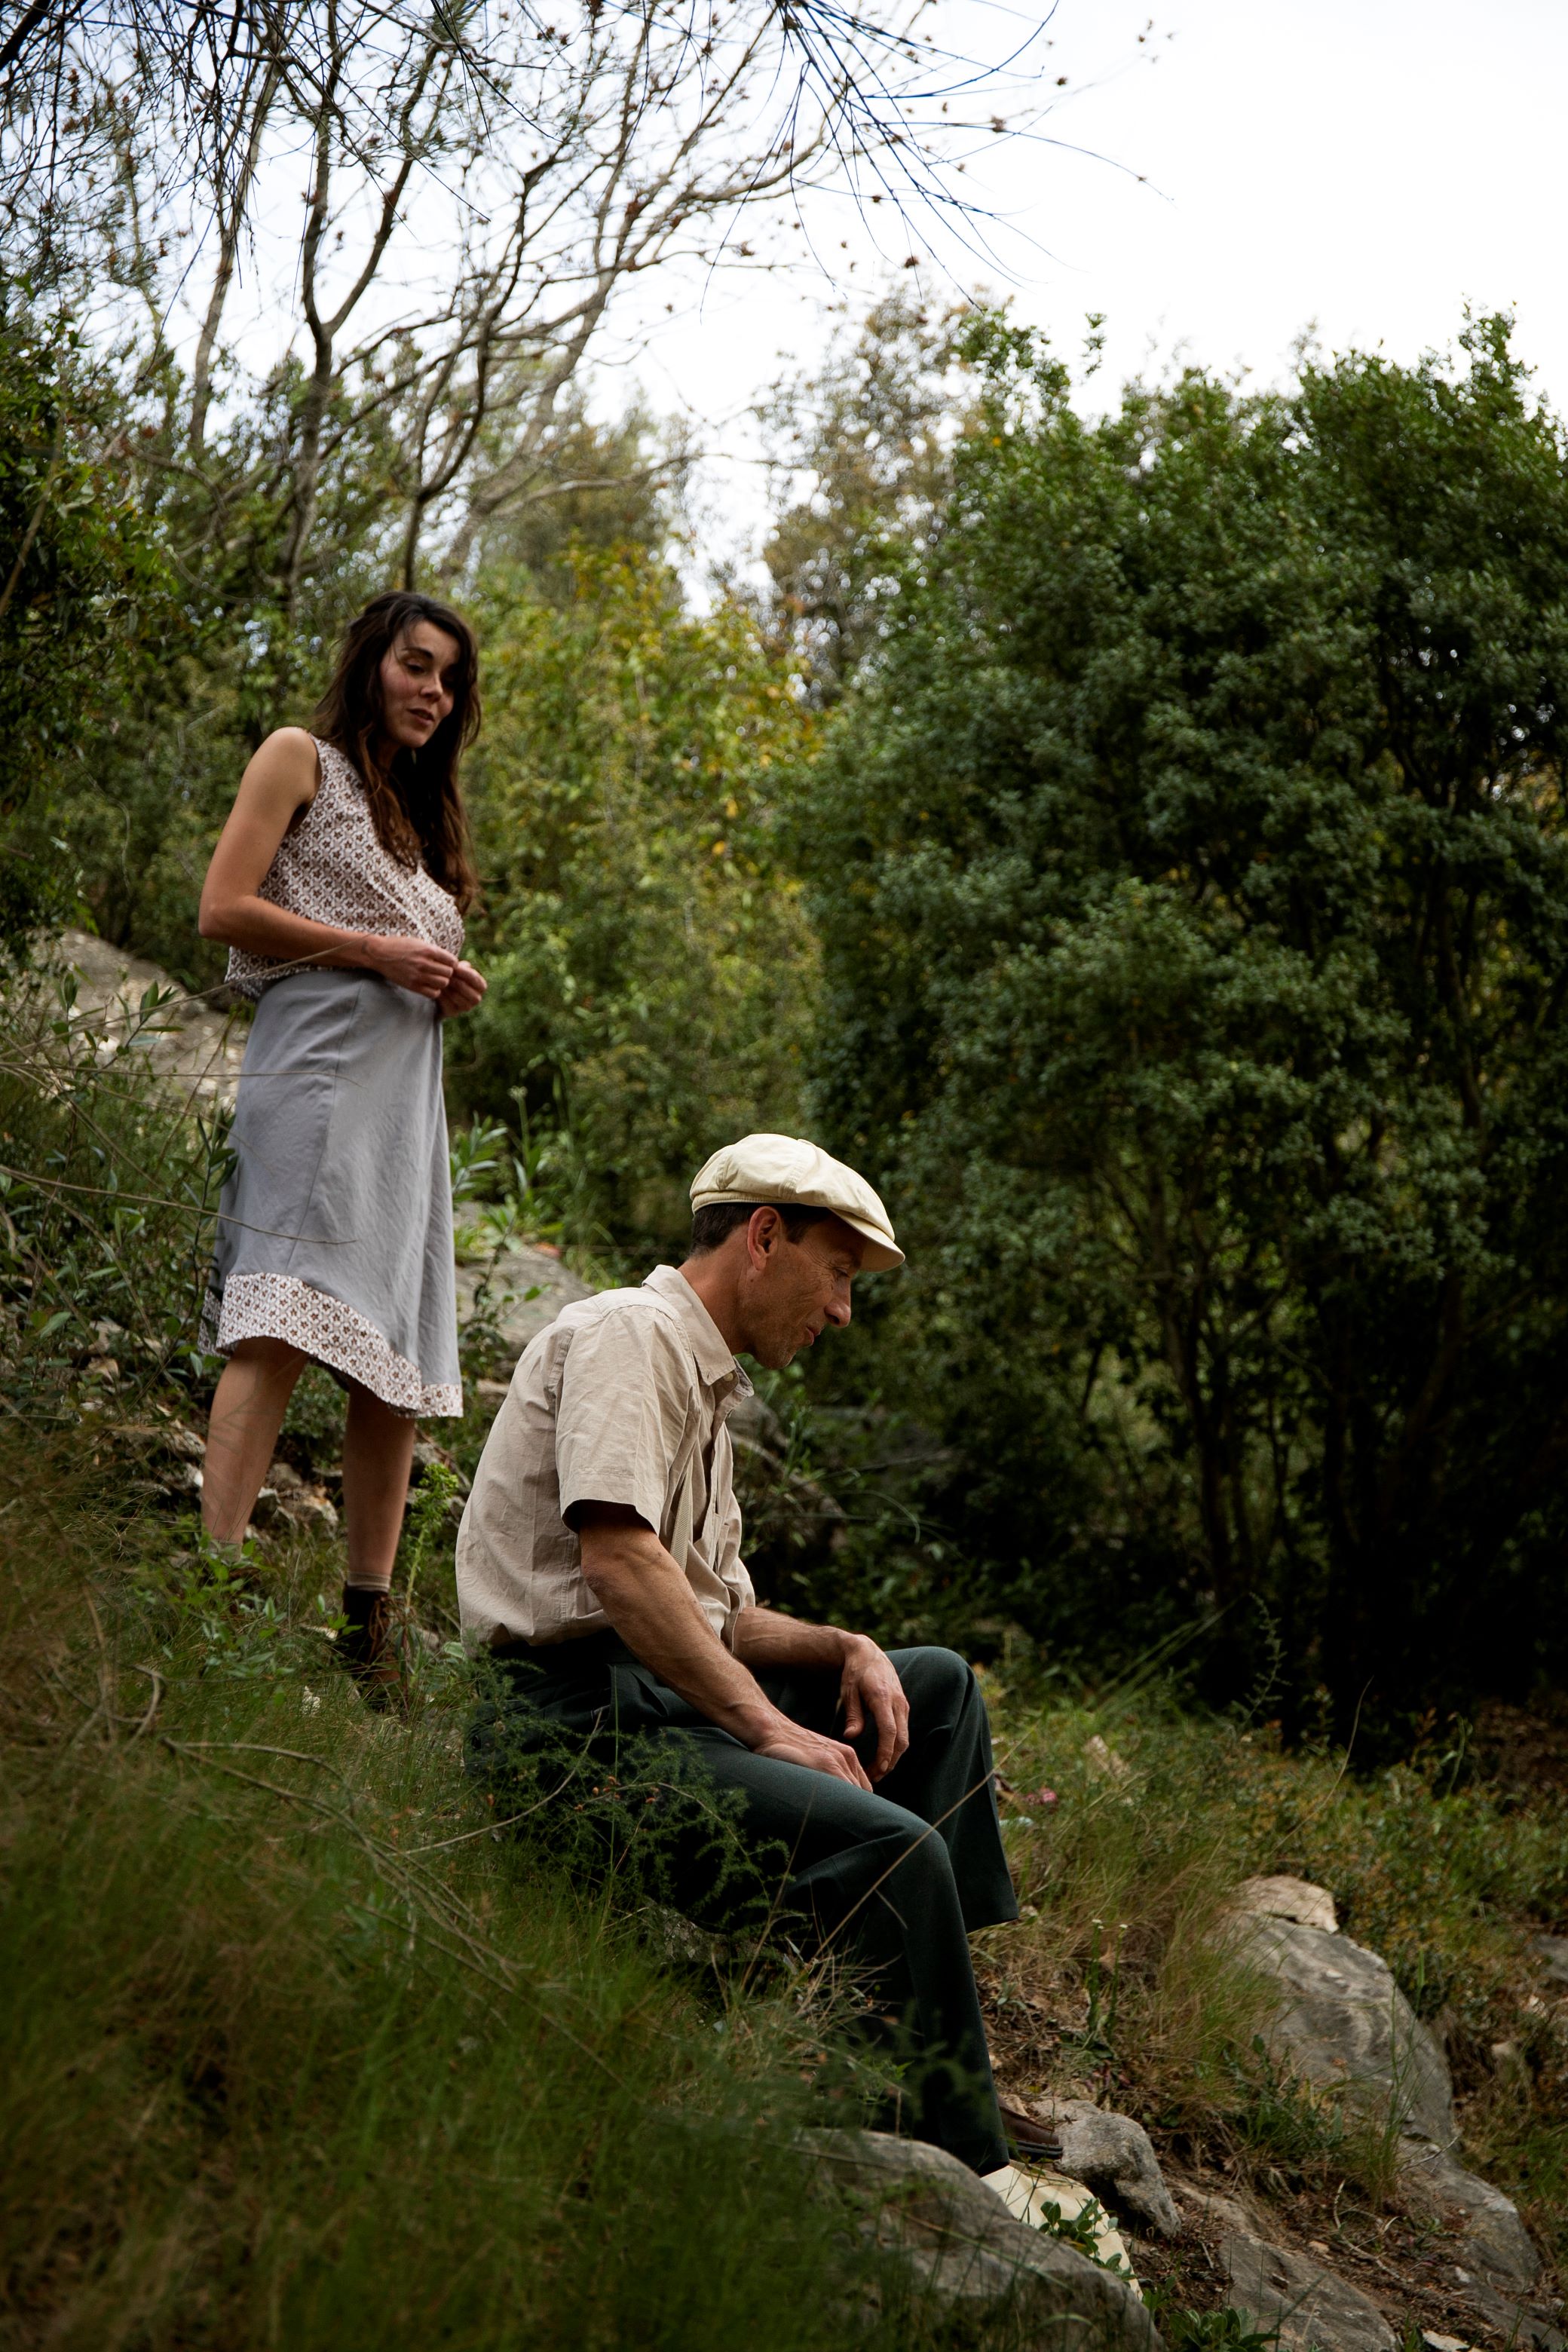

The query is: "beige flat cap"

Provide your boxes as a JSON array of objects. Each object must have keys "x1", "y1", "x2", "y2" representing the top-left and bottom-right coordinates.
[{"x1": 690, "y1": 1133, "x2": 904, "y2": 1271}]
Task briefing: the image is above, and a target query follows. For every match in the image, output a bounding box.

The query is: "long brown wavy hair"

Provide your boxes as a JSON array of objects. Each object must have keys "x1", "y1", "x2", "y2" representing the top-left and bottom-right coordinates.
[{"x1": 311, "y1": 590, "x2": 480, "y2": 912}]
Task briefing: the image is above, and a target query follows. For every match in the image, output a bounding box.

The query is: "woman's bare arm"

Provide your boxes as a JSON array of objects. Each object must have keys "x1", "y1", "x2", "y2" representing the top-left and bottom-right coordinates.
[{"x1": 198, "y1": 727, "x2": 461, "y2": 1000}]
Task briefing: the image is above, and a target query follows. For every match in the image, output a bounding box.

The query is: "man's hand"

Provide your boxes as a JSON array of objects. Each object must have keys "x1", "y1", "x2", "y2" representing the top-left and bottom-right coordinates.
[
  {"x1": 753, "y1": 1720, "x2": 871, "y2": 1789},
  {"x1": 577, "y1": 1505, "x2": 871, "y2": 1780},
  {"x1": 839, "y1": 1632, "x2": 910, "y2": 1781}
]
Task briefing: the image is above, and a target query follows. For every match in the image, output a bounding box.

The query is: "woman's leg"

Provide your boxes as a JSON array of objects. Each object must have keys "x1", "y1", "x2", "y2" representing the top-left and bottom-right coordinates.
[
  {"x1": 203, "y1": 1338, "x2": 308, "y2": 1546},
  {"x1": 340, "y1": 1383, "x2": 418, "y2": 1591},
  {"x1": 336, "y1": 1384, "x2": 418, "y2": 1710}
]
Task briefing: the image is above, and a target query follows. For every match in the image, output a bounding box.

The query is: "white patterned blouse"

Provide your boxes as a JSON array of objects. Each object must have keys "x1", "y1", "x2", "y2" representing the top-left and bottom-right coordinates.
[{"x1": 225, "y1": 736, "x2": 463, "y2": 999}]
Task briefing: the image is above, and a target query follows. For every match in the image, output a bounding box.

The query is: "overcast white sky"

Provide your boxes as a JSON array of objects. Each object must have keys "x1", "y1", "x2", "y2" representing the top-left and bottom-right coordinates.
[{"x1": 614, "y1": 0, "x2": 1568, "y2": 567}]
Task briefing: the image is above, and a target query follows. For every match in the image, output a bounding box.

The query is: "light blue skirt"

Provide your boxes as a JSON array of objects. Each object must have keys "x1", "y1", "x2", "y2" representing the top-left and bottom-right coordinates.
[{"x1": 202, "y1": 969, "x2": 461, "y2": 1416}]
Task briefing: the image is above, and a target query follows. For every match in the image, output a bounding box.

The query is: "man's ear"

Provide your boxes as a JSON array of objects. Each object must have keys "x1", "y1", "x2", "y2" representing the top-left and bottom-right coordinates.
[{"x1": 746, "y1": 1205, "x2": 782, "y2": 1262}]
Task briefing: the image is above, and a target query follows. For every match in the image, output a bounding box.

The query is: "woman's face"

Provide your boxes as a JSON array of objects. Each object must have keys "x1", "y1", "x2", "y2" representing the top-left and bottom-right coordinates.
[{"x1": 378, "y1": 620, "x2": 463, "y2": 752}]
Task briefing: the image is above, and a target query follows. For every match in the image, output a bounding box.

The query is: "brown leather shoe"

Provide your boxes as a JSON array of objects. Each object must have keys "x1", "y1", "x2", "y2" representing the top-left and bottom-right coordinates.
[
  {"x1": 998, "y1": 2100, "x2": 1064, "y2": 2164},
  {"x1": 336, "y1": 1586, "x2": 407, "y2": 1715}
]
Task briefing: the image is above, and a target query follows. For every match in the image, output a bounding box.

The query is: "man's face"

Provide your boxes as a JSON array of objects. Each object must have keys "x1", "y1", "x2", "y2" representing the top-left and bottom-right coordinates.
[{"x1": 741, "y1": 1211, "x2": 865, "y2": 1370}]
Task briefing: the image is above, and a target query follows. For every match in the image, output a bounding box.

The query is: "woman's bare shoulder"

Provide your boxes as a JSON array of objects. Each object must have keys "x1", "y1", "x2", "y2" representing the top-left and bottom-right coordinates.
[{"x1": 242, "y1": 727, "x2": 323, "y2": 809}]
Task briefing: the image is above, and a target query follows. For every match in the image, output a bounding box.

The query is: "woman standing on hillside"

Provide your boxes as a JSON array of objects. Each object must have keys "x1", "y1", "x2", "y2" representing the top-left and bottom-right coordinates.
[{"x1": 197, "y1": 590, "x2": 487, "y2": 1702}]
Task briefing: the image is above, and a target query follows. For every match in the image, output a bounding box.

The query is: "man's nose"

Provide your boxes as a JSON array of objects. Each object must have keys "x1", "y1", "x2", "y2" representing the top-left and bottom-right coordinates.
[{"x1": 825, "y1": 1291, "x2": 852, "y2": 1329}]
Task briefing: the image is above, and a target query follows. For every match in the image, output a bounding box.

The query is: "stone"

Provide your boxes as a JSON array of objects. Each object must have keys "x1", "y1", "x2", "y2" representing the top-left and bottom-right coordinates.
[
  {"x1": 265, "y1": 1459, "x2": 305, "y2": 1495},
  {"x1": 1533, "y1": 1934, "x2": 1568, "y2": 1988},
  {"x1": 1179, "y1": 2185, "x2": 1395, "y2": 2352},
  {"x1": 1037, "y1": 2099, "x2": 1182, "y2": 2239},
  {"x1": 290, "y1": 1493, "x2": 338, "y2": 1533},
  {"x1": 1227, "y1": 1874, "x2": 1340, "y2": 1934},
  {"x1": 1220, "y1": 2225, "x2": 1395, "y2": 2352},
  {"x1": 1228, "y1": 1913, "x2": 1456, "y2": 2147},
  {"x1": 1456, "y1": 2277, "x2": 1566, "y2": 2352},
  {"x1": 412, "y1": 1435, "x2": 471, "y2": 1495},
  {"x1": 1395, "y1": 2141, "x2": 1539, "y2": 2290},
  {"x1": 250, "y1": 1486, "x2": 285, "y2": 1528},
  {"x1": 805, "y1": 2128, "x2": 1159, "y2": 2350},
  {"x1": 727, "y1": 1389, "x2": 787, "y2": 1456},
  {"x1": 454, "y1": 1242, "x2": 595, "y2": 1368},
  {"x1": 46, "y1": 929, "x2": 249, "y2": 1107}
]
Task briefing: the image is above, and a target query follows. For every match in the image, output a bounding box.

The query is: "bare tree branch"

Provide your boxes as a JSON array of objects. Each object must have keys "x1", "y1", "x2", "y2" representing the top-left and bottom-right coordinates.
[{"x1": 0, "y1": 0, "x2": 1057, "y2": 594}]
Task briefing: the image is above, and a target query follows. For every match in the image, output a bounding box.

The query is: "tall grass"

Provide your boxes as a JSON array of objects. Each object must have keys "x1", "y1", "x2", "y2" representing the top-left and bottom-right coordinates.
[
  {"x1": 979, "y1": 1671, "x2": 1568, "y2": 2266},
  {"x1": 0, "y1": 1445, "x2": 966, "y2": 2352}
]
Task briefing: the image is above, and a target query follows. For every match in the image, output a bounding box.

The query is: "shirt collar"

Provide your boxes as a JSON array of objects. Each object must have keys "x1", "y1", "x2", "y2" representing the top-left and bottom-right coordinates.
[{"x1": 642, "y1": 1263, "x2": 751, "y2": 1396}]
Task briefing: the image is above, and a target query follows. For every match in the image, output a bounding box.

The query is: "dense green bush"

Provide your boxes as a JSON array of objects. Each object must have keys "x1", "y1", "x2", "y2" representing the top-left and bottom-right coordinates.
[
  {"x1": 448, "y1": 549, "x2": 817, "y2": 1261},
  {"x1": 798, "y1": 312, "x2": 1568, "y2": 1731},
  {"x1": 0, "y1": 289, "x2": 173, "y2": 948}
]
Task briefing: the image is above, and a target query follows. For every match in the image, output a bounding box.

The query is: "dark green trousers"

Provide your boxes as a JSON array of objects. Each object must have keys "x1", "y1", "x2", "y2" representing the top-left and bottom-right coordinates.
[{"x1": 469, "y1": 1633, "x2": 1016, "y2": 2174}]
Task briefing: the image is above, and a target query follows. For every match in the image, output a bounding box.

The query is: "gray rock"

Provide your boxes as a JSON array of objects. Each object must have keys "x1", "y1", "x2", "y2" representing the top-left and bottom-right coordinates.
[
  {"x1": 1232, "y1": 1914, "x2": 1456, "y2": 2147},
  {"x1": 805, "y1": 2128, "x2": 1159, "y2": 2350},
  {"x1": 1533, "y1": 1934, "x2": 1568, "y2": 1989},
  {"x1": 289, "y1": 1492, "x2": 338, "y2": 1533},
  {"x1": 250, "y1": 1485, "x2": 285, "y2": 1528},
  {"x1": 1041, "y1": 2100, "x2": 1182, "y2": 2239},
  {"x1": 727, "y1": 1389, "x2": 787, "y2": 1455},
  {"x1": 412, "y1": 1435, "x2": 471, "y2": 1496},
  {"x1": 1396, "y1": 2140, "x2": 1539, "y2": 2290},
  {"x1": 1178, "y1": 2188, "x2": 1395, "y2": 2352},
  {"x1": 455, "y1": 1243, "x2": 595, "y2": 1366},
  {"x1": 47, "y1": 929, "x2": 249, "y2": 1107},
  {"x1": 1457, "y1": 2277, "x2": 1566, "y2": 2352},
  {"x1": 1228, "y1": 1874, "x2": 1340, "y2": 1934},
  {"x1": 1220, "y1": 2229, "x2": 1395, "y2": 2352}
]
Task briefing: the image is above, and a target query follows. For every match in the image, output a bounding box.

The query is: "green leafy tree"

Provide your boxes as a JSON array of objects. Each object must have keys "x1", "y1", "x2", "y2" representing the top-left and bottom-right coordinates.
[
  {"x1": 799, "y1": 313, "x2": 1568, "y2": 1727},
  {"x1": 450, "y1": 546, "x2": 817, "y2": 1259},
  {"x1": 0, "y1": 293, "x2": 172, "y2": 950},
  {"x1": 761, "y1": 290, "x2": 972, "y2": 700}
]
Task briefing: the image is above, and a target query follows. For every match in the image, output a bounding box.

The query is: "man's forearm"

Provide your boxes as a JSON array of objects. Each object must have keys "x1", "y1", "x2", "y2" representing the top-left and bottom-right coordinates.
[
  {"x1": 580, "y1": 1531, "x2": 782, "y2": 1744},
  {"x1": 731, "y1": 1606, "x2": 851, "y2": 1672}
]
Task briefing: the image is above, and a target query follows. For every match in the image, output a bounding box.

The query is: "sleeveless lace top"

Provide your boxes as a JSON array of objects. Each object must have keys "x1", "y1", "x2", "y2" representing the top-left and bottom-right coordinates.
[{"x1": 225, "y1": 736, "x2": 464, "y2": 1000}]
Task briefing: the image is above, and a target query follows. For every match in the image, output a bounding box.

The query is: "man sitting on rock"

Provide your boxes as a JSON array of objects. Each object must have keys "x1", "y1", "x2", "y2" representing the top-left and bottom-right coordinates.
[{"x1": 457, "y1": 1132, "x2": 1057, "y2": 2197}]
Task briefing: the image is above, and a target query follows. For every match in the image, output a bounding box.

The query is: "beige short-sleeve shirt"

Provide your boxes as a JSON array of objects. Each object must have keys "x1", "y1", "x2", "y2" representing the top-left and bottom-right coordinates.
[{"x1": 455, "y1": 1264, "x2": 756, "y2": 1650}]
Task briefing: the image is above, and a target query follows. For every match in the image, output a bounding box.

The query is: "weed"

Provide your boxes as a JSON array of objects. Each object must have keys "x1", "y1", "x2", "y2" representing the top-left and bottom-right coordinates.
[
  {"x1": 1222, "y1": 2035, "x2": 1349, "y2": 2173},
  {"x1": 1153, "y1": 2298, "x2": 1279, "y2": 2352},
  {"x1": 0, "y1": 1443, "x2": 942, "y2": 2352}
]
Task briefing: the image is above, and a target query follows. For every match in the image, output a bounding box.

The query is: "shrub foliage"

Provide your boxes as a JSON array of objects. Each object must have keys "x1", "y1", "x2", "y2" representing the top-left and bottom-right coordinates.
[{"x1": 800, "y1": 313, "x2": 1568, "y2": 1725}]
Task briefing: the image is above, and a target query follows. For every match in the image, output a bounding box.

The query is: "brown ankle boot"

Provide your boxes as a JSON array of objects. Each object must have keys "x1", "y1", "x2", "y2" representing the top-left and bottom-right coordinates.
[{"x1": 337, "y1": 1585, "x2": 405, "y2": 1713}]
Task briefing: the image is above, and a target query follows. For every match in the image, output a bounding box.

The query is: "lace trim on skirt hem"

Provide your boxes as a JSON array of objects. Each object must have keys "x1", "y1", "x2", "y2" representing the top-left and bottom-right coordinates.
[{"x1": 201, "y1": 1269, "x2": 461, "y2": 1419}]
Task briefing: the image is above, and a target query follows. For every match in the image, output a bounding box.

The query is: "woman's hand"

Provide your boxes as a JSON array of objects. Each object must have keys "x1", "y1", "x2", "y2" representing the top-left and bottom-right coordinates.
[
  {"x1": 436, "y1": 960, "x2": 487, "y2": 1019},
  {"x1": 366, "y1": 936, "x2": 461, "y2": 1000}
]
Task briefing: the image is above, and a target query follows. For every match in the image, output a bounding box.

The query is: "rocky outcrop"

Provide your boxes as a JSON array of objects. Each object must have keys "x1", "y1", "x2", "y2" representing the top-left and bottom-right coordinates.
[
  {"x1": 1225, "y1": 1882, "x2": 1456, "y2": 2147},
  {"x1": 455, "y1": 1243, "x2": 594, "y2": 1370},
  {"x1": 1227, "y1": 1873, "x2": 1340, "y2": 1934},
  {"x1": 1222, "y1": 1876, "x2": 1551, "y2": 2340},
  {"x1": 1034, "y1": 2100, "x2": 1182, "y2": 2240},
  {"x1": 1395, "y1": 2139, "x2": 1539, "y2": 2289},
  {"x1": 1456, "y1": 2277, "x2": 1566, "y2": 2352},
  {"x1": 1535, "y1": 1934, "x2": 1568, "y2": 1989},
  {"x1": 807, "y1": 2129, "x2": 1160, "y2": 2350},
  {"x1": 49, "y1": 929, "x2": 248, "y2": 1107},
  {"x1": 1180, "y1": 2188, "x2": 1395, "y2": 2352}
]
